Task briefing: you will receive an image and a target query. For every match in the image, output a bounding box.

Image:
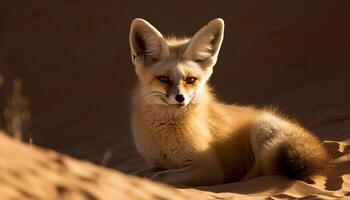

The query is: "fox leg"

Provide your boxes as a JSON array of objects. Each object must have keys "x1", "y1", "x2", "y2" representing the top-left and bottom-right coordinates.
[
  {"x1": 241, "y1": 148, "x2": 263, "y2": 181},
  {"x1": 241, "y1": 123, "x2": 271, "y2": 181},
  {"x1": 241, "y1": 162, "x2": 262, "y2": 181},
  {"x1": 149, "y1": 166, "x2": 222, "y2": 186}
]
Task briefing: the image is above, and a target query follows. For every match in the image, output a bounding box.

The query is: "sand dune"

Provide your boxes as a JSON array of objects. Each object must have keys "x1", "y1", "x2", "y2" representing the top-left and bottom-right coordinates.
[{"x1": 0, "y1": 133, "x2": 349, "y2": 199}]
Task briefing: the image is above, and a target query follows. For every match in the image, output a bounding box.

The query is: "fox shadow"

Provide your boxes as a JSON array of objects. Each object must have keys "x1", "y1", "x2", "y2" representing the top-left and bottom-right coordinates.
[{"x1": 323, "y1": 141, "x2": 350, "y2": 191}]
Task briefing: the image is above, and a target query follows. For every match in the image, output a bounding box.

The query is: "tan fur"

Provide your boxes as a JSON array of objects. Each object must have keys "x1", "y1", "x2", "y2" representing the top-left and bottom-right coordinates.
[{"x1": 129, "y1": 18, "x2": 330, "y2": 186}]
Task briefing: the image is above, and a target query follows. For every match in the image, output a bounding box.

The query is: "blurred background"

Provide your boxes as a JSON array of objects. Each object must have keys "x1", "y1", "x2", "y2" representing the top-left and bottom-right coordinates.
[{"x1": 0, "y1": 0, "x2": 349, "y2": 172}]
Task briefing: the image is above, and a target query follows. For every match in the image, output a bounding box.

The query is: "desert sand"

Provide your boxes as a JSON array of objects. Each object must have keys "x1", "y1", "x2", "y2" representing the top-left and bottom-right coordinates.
[
  {"x1": 0, "y1": 0, "x2": 350, "y2": 199},
  {"x1": 0, "y1": 130, "x2": 349, "y2": 199}
]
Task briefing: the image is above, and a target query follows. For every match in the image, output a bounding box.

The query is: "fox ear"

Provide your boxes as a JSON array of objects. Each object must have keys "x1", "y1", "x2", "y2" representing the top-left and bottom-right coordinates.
[
  {"x1": 129, "y1": 18, "x2": 169, "y2": 65},
  {"x1": 184, "y1": 18, "x2": 224, "y2": 67}
]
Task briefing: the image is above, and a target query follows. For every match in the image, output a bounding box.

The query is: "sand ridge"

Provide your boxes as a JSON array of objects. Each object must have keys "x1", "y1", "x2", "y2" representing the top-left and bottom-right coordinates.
[{"x1": 0, "y1": 132, "x2": 349, "y2": 199}]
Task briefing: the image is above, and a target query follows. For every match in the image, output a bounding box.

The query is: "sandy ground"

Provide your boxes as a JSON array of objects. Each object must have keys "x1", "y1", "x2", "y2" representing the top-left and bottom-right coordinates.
[{"x1": 0, "y1": 0, "x2": 350, "y2": 199}]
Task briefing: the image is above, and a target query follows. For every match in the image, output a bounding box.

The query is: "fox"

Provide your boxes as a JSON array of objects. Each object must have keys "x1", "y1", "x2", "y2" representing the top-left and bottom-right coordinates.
[{"x1": 129, "y1": 18, "x2": 330, "y2": 186}]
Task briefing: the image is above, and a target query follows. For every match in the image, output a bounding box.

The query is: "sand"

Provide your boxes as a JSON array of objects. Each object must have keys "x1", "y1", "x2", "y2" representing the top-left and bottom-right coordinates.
[
  {"x1": 0, "y1": 130, "x2": 349, "y2": 199},
  {"x1": 0, "y1": 0, "x2": 350, "y2": 199}
]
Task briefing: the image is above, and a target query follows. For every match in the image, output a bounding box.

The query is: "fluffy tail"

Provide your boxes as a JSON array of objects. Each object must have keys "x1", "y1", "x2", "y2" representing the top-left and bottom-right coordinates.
[{"x1": 275, "y1": 142, "x2": 330, "y2": 180}]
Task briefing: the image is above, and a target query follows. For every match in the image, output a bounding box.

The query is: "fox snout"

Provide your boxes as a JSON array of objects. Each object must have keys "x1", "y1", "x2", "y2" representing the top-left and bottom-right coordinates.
[
  {"x1": 164, "y1": 86, "x2": 190, "y2": 107},
  {"x1": 175, "y1": 94, "x2": 185, "y2": 103},
  {"x1": 165, "y1": 94, "x2": 186, "y2": 106}
]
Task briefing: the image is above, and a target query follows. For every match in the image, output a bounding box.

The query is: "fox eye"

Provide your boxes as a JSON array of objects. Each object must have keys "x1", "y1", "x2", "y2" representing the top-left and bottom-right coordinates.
[
  {"x1": 157, "y1": 76, "x2": 170, "y2": 83},
  {"x1": 185, "y1": 77, "x2": 197, "y2": 84}
]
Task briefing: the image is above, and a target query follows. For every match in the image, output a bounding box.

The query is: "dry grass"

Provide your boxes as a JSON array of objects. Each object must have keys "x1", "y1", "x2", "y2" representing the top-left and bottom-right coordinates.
[
  {"x1": 3, "y1": 78, "x2": 31, "y2": 141},
  {"x1": 101, "y1": 149, "x2": 113, "y2": 166}
]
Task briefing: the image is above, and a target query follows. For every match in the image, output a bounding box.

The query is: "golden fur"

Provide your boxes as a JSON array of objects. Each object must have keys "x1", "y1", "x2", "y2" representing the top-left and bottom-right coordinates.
[{"x1": 129, "y1": 18, "x2": 330, "y2": 186}]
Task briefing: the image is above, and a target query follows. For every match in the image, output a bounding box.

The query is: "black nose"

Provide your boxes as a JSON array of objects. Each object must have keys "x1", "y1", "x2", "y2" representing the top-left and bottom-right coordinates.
[{"x1": 175, "y1": 94, "x2": 185, "y2": 103}]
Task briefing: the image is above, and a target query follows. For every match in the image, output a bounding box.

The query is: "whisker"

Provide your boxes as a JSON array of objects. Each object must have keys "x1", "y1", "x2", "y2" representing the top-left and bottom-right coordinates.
[
  {"x1": 146, "y1": 94, "x2": 165, "y2": 104},
  {"x1": 141, "y1": 89, "x2": 168, "y2": 105},
  {"x1": 143, "y1": 90, "x2": 167, "y2": 97}
]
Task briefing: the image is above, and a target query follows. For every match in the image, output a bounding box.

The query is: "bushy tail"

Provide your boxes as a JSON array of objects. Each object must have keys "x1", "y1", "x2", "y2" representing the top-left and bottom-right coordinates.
[{"x1": 275, "y1": 142, "x2": 330, "y2": 180}]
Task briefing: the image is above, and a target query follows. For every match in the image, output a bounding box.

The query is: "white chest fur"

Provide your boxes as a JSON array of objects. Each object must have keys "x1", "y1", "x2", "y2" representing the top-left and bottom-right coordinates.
[{"x1": 132, "y1": 110, "x2": 213, "y2": 169}]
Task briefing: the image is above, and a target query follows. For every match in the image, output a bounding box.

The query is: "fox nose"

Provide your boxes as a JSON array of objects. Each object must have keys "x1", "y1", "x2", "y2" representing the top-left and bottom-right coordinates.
[{"x1": 175, "y1": 94, "x2": 185, "y2": 103}]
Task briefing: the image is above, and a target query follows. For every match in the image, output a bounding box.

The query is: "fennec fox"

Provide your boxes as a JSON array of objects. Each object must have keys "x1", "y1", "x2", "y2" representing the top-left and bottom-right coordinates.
[{"x1": 129, "y1": 18, "x2": 330, "y2": 186}]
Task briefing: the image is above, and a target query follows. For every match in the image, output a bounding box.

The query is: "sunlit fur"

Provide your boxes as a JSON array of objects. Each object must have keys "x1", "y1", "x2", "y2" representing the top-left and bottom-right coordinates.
[{"x1": 129, "y1": 18, "x2": 330, "y2": 186}]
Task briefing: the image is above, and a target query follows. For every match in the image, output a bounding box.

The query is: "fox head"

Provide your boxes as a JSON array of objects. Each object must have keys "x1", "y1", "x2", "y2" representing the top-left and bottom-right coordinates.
[{"x1": 129, "y1": 18, "x2": 224, "y2": 108}]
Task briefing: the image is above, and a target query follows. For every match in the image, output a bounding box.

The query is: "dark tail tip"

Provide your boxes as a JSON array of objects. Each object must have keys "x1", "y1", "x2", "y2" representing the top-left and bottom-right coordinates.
[{"x1": 275, "y1": 142, "x2": 329, "y2": 180}]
